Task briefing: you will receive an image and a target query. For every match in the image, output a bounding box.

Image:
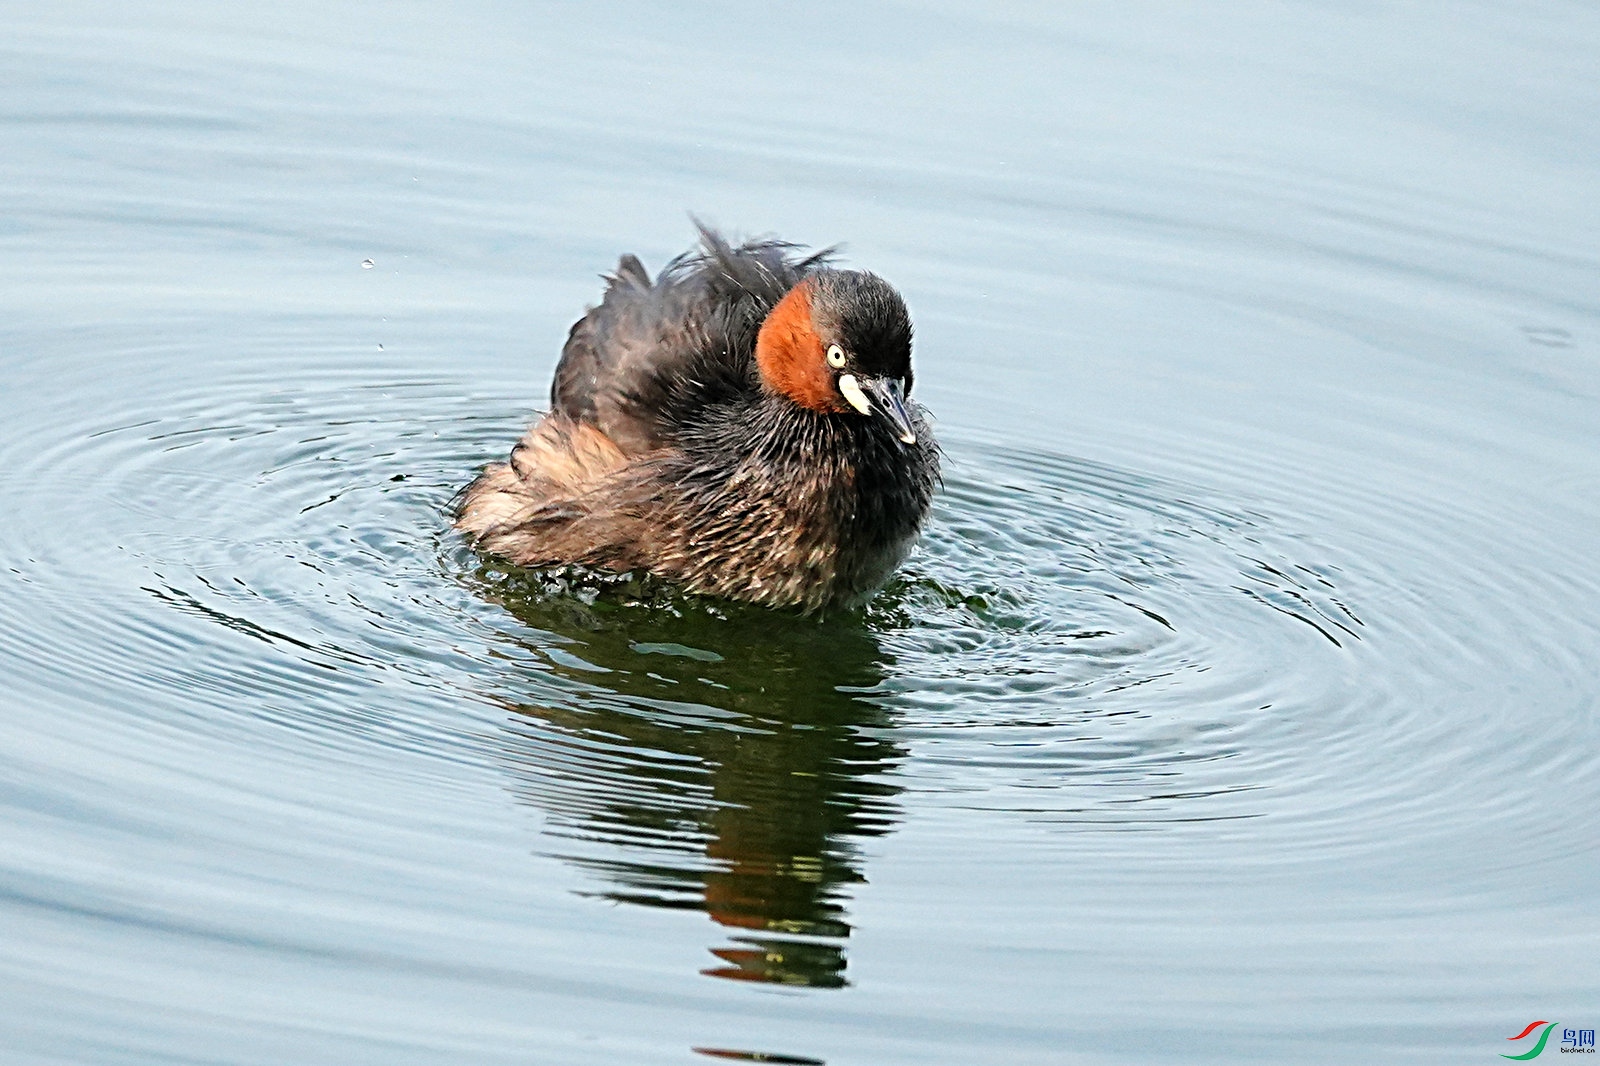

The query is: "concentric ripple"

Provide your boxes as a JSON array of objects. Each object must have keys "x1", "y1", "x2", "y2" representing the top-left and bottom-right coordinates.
[
  {"x1": 5, "y1": 310, "x2": 1599, "y2": 1012},
  {"x1": 0, "y1": 297, "x2": 1594, "y2": 1066},
  {"x1": 0, "y1": 329, "x2": 1356, "y2": 988}
]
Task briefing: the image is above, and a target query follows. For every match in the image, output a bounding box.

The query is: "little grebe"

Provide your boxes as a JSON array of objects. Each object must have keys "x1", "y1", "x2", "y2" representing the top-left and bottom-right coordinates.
[{"x1": 455, "y1": 226, "x2": 939, "y2": 611}]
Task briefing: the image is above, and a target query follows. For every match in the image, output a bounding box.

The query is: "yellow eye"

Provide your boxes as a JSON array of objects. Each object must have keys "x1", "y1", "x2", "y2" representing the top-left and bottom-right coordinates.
[{"x1": 826, "y1": 344, "x2": 847, "y2": 369}]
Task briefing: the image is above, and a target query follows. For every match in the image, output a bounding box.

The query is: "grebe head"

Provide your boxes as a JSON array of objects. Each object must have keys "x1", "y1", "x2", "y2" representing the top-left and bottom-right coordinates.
[{"x1": 754, "y1": 270, "x2": 918, "y2": 444}]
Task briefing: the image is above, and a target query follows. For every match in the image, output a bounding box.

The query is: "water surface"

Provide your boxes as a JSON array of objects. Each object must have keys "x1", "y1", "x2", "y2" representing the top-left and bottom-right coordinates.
[{"x1": 3, "y1": 3, "x2": 1599, "y2": 1063}]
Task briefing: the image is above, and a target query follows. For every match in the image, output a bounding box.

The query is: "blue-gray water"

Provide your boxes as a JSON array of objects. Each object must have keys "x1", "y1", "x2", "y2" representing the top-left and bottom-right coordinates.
[{"x1": 3, "y1": 3, "x2": 1599, "y2": 1063}]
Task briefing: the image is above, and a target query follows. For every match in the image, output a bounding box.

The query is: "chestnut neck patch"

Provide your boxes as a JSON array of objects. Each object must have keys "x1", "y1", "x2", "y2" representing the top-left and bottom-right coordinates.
[{"x1": 754, "y1": 280, "x2": 842, "y2": 413}]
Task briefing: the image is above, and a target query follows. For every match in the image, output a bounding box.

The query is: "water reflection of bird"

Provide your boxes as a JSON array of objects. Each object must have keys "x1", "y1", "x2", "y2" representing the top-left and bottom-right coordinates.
[
  {"x1": 457, "y1": 225, "x2": 940, "y2": 612},
  {"x1": 484, "y1": 582, "x2": 905, "y2": 988}
]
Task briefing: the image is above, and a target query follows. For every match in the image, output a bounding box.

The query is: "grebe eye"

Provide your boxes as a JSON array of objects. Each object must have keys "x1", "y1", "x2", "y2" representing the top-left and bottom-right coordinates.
[{"x1": 826, "y1": 344, "x2": 847, "y2": 369}]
